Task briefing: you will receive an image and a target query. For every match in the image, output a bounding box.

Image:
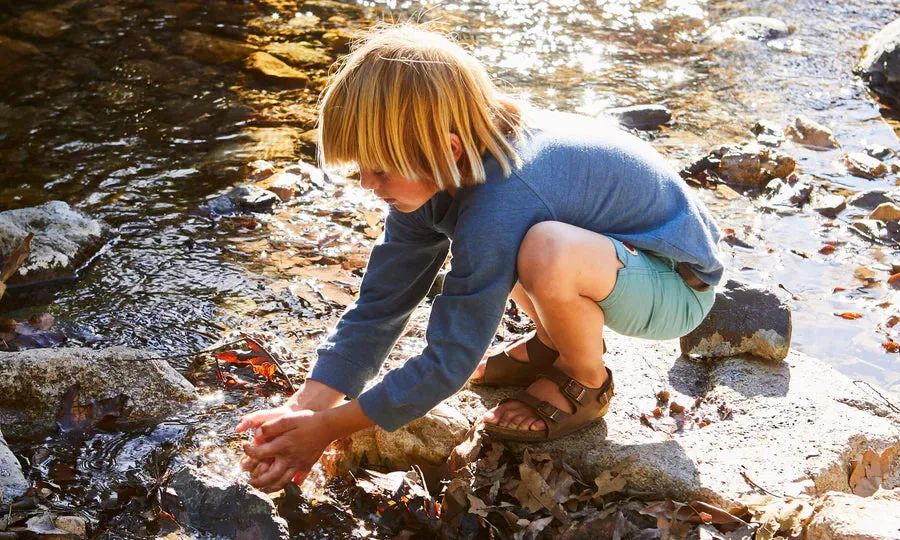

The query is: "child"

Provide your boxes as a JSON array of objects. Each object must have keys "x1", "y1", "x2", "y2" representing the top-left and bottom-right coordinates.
[{"x1": 236, "y1": 23, "x2": 723, "y2": 493}]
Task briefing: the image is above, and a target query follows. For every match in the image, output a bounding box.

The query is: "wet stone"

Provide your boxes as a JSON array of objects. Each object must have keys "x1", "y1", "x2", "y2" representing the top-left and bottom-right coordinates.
[
  {"x1": 254, "y1": 171, "x2": 305, "y2": 201},
  {"x1": 245, "y1": 51, "x2": 310, "y2": 84},
  {"x1": 607, "y1": 104, "x2": 672, "y2": 130},
  {"x1": 869, "y1": 202, "x2": 900, "y2": 222},
  {"x1": 178, "y1": 30, "x2": 256, "y2": 65},
  {"x1": 707, "y1": 16, "x2": 793, "y2": 41},
  {"x1": 6, "y1": 10, "x2": 71, "y2": 40},
  {"x1": 843, "y1": 152, "x2": 889, "y2": 179},
  {"x1": 0, "y1": 201, "x2": 108, "y2": 285},
  {"x1": 711, "y1": 142, "x2": 796, "y2": 188},
  {"x1": 865, "y1": 144, "x2": 894, "y2": 160},
  {"x1": 0, "y1": 426, "x2": 27, "y2": 503},
  {"x1": 854, "y1": 18, "x2": 900, "y2": 107},
  {"x1": 811, "y1": 192, "x2": 847, "y2": 218},
  {"x1": 162, "y1": 466, "x2": 289, "y2": 539},
  {"x1": 680, "y1": 279, "x2": 791, "y2": 362},
  {"x1": 228, "y1": 185, "x2": 280, "y2": 213},
  {"x1": 265, "y1": 42, "x2": 332, "y2": 67},
  {"x1": 751, "y1": 119, "x2": 784, "y2": 147},
  {"x1": 848, "y1": 189, "x2": 897, "y2": 210},
  {"x1": 784, "y1": 115, "x2": 840, "y2": 149},
  {"x1": 760, "y1": 175, "x2": 813, "y2": 213},
  {"x1": 0, "y1": 346, "x2": 196, "y2": 439}
]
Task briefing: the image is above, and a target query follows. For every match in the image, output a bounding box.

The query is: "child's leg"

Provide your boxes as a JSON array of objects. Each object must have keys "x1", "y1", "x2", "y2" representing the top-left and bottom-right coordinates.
[{"x1": 484, "y1": 221, "x2": 622, "y2": 432}]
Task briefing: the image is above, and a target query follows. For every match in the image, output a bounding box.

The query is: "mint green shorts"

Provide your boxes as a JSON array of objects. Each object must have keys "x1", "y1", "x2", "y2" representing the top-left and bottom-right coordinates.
[{"x1": 598, "y1": 239, "x2": 715, "y2": 340}]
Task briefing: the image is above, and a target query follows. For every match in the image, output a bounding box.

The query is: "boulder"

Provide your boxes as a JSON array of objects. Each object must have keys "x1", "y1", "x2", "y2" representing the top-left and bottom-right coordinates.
[
  {"x1": 842, "y1": 152, "x2": 889, "y2": 179},
  {"x1": 322, "y1": 403, "x2": 470, "y2": 476},
  {"x1": 162, "y1": 466, "x2": 288, "y2": 539},
  {"x1": 712, "y1": 142, "x2": 795, "y2": 188},
  {"x1": 0, "y1": 346, "x2": 196, "y2": 439},
  {"x1": 265, "y1": 42, "x2": 332, "y2": 67},
  {"x1": 707, "y1": 16, "x2": 793, "y2": 41},
  {"x1": 469, "y1": 342, "x2": 900, "y2": 508},
  {"x1": 854, "y1": 19, "x2": 900, "y2": 107},
  {"x1": 6, "y1": 10, "x2": 70, "y2": 39},
  {"x1": 785, "y1": 115, "x2": 840, "y2": 149},
  {"x1": 178, "y1": 30, "x2": 256, "y2": 65},
  {"x1": 807, "y1": 489, "x2": 900, "y2": 540},
  {"x1": 0, "y1": 201, "x2": 108, "y2": 285},
  {"x1": 870, "y1": 202, "x2": 900, "y2": 222},
  {"x1": 607, "y1": 105, "x2": 671, "y2": 130},
  {"x1": 245, "y1": 52, "x2": 310, "y2": 84},
  {"x1": 680, "y1": 280, "x2": 791, "y2": 362},
  {"x1": 0, "y1": 427, "x2": 27, "y2": 503}
]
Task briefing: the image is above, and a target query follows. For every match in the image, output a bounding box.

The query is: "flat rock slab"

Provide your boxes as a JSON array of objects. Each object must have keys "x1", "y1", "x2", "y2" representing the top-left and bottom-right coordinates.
[
  {"x1": 0, "y1": 346, "x2": 196, "y2": 439},
  {"x1": 338, "y1": 335, "x2": 900, "y2": 508},
  {"x1": 807, "y1": 489, "x2": 900, "y2": 539},
  {"x1": 467, "y1": 338, "x2": 900, "y2": 507},
  {"x1": 0, "y1": 201, "x2": 108, "y2": 285},
  {"x1": 162, "y1": 466, "x2": 288, "y2": 539}
]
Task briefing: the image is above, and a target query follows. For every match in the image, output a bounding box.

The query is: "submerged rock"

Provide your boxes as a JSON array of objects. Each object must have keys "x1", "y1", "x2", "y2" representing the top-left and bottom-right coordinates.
[
  {"x1": 201, "y1": 127, "x2": 300, "y2": 170},
  {"x1": 680, "y1": 280, "x2": 791, "y2": 362},
  {"x1": 707, "y1": 16, "x2": 793, "y2": 41},
  {"x1": 751, "y1": 119, "x2": 784, "y2": 147},
  {"x1": 0, "y1": 201, "x2": 108, "y2": 285},
  {"x1": 0, "y1": 426, "x2": 27, "y2": 503},
  {"x1": 322, "y1": 403, "x2": 470, "y2": 476},
  {"x1": 854, "y1": 18, "x2": 900, "y2": 107},
  {"x1": 785, "y1": 115, "x2": 840, "y2": 149},
  {"x1": 266, "y1": 42, "x2": 332, "y2": 67},
  {"x1": 869, "y1": 202, "x2": 900, "y2": 222},
  {"x1": 199, "y1": 185, "x2": 281, "y2": 216},
  {"x1": 761, "y1": 175, "x2": 814, "y2": 214},
  {"x1": 807, "y1": 489, "x2": 900, "y2": 540},
  {"x1": 245, "y1": 51, "x2": 310, "y2": 84},
  {"x1": 178, "y1": 30, "x2": 256, "y2": 65},
  {"x1": 7, "y1": 10, "x2": 70, "y2": 39},
  {"x1": 712, "y1": 142, "x2": 796, "y2": 188},
  {"x1": 811, "y1": 191, "x2": 848, "y2": 218},
  {"x1": 162, "y1": 466, "x2": 289, "y2": 539},
  {"x1": 0, "y1": 346, "x2": 196, "y2": 439},
  {"x1": 607, "y1": 104, "x2": 671, "y2": 130},
  {"x1": 848, "y1": 189, "x2": 897, "y2": 210}
]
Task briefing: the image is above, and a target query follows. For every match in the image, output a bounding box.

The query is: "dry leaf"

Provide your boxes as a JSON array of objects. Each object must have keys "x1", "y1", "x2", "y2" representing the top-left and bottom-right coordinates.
[
  {"x1": 849, "y1": 447, "x2": 893, "y2": 497},
  {"x1": 836, "y1": 312, "x2": 863, "y2": 320},
  {"x1": 882, "y1": 342, "x2": 900, "y2": 353},
  {"x1": 593, "y1": 470, "x2": 627, "y2": 498},
  {"x1": 889, "y1": 273, "x2": 900, "y2": 289},
  {"x1": 887, "y1": 315, "x2": 900, "y2": 328},
  {"x1": 515, "y1": 460, "x2": 555, "y2": 513}
]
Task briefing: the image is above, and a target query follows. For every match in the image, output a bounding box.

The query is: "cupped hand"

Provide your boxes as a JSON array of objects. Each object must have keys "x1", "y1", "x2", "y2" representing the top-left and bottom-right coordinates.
[{"x1": 241, "y1": 409, "x2": 331, "y2": 493}]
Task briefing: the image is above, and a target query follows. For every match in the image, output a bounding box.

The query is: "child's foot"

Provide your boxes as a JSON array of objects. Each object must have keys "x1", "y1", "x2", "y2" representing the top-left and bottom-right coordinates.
[
  {"x1": 483, "y1": 359, "x2": 610, "y2": 433},
  {"x1": 470, "y1": 333, "x2": 547, "y2": 380}
]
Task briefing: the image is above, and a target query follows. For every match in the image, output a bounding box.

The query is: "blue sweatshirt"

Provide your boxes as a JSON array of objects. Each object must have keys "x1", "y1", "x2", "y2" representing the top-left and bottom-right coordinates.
[{"x1": 309, "y1": 110, "x2": 724, "y2": 431}]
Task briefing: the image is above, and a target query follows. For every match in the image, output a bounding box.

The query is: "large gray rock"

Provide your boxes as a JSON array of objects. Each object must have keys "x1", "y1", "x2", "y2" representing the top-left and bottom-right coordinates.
[
  {"x1": 807, "y1": 489, "x2": 900, "y2": 539},
  {"x1": 0, "y1": 427, "x2": 27, "y2": 504},
  {"x1": 322, "y1": 402, "x2": 470, "y2": 476},
  {"x1": 162, "y1": 466, "x2": 288, "y2": 539},
  {"x1": 0, "y1": 201, "x2": 108, "y2": 285},
  {"x1": 0, "y1": 347, "x2": 196, "y2": 439},
  {"x1": 470, "y1": 341, "x2": 900, "y2": 507},
  {"x1": 680, "y1": 280, "x2": 792, "y2": 362},
  {"x1": 855, "y1": 19, "x2": 900, "y2": 107}
]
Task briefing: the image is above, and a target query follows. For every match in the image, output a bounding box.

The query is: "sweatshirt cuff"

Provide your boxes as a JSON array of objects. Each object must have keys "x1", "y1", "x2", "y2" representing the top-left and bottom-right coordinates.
[
  {"x1": 308, "y1": 351, "x2": 369, "y2": 399},
  {"x1": 358, "y1": 383, "x2": 411, "y2": 432}
]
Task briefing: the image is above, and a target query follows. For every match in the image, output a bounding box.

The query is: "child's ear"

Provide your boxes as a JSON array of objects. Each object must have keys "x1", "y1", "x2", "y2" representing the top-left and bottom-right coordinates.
[{"x1": 449, "y1": 133, "x2": 463, "y2": 162}]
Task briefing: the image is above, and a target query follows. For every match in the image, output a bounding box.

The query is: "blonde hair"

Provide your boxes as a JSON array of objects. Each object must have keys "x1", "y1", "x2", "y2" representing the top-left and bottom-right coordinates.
[{"x1": 317, "y1": 23, "x2": 524, "y2": 189}]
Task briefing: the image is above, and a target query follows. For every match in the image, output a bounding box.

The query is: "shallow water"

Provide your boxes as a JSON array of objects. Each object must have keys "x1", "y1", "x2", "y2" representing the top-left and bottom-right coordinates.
[{"x1": 1, "y1": 0, "x2": 899, "y2": 536}]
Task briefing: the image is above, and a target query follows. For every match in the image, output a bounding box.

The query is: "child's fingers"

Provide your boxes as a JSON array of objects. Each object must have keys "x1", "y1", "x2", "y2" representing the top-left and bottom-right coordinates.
[
  {"x1": 242, "y1": 440, "x2": 280, "y2": 461},
  {"x1": 248, "y1": 460, "x2": 289, "y2": 491},
  {"x1": 235, "y1": 407, "x2": 288, "y2": 433},
  {"x1": 257, "y1": 415, "x2": 298, "y2": 441}
]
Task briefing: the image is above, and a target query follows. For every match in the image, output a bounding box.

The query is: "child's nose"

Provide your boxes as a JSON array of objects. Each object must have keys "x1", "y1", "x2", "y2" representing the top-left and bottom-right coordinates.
[{"x1": 359, "y1": 171, "x2": 377, "y2": 191}]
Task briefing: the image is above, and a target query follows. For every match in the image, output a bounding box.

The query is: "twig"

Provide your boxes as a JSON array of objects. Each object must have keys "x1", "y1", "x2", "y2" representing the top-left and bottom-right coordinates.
[
  {"x1": 241, "y1": 333, "x2": 296, "y2": 393},
  {"x1": 739, "y1": 466, "x2": 783, "y2": 498},
  {"x1": 853, "y1": 380, "x2": 900, "y2": 413}
]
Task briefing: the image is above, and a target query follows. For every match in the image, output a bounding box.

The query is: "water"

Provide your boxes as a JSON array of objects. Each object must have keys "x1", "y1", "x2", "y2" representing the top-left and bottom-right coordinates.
[{"x1": 1, "y1": 0, "x2": 898, "y2": 536}]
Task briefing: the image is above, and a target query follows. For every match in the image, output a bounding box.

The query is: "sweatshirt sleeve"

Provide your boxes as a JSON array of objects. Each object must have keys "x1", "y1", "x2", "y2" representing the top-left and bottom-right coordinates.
[
  {"x1": 308, "y1": 206, "x2": 450, "y2": 399},
  {"x1": 357, "y1": 191, "x2": 544, "y2": 431}
]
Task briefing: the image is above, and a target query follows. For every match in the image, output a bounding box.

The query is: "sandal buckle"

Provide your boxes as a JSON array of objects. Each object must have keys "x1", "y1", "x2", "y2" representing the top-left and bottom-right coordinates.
[
  {"x1": 563, "y1": 379, "x2": 586, "y2": 403},
  {"x1": 537, "y1": 401, "x2": 563, "y2": 422}
]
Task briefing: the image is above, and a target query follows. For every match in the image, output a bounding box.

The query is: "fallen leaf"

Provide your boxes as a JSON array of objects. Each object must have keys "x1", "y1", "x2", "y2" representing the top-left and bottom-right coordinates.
[
  {"x1": 593, "y1": 470, "x2": 627, "y2": 498},
  {"x1": 836, "y1": 312, "x2": 863, "y2": 320},
  {"x1": 889, "y1": 273, "x2": 900, "y2": 289},
  {"x1": 515, "y1": 457, "x2": 555, "y2": 513},
  {"x1": 887, "y1": 315, "x2": 900, "y2": 328},
  {"x1": 656, "y1": 390, "x2": 670, "y2": 403},
  {"x1": 819, "y1": 245, "x2": 835, "y2": 255},
  {"x1": 56, "y1": 383, "x2": 127, "y2": 433},
  {"x1": 669, "y1": 402, "x2": 686, "y2": 415},
  {"x1": 849, "y1": 447, "x2": 893, "y2": 497},
  {"x1": 882, "y1": 342, "x2": 900, "y2": 353},
  {"x1": 252, "y1": 363, "x2": 277, "y2": 381}
]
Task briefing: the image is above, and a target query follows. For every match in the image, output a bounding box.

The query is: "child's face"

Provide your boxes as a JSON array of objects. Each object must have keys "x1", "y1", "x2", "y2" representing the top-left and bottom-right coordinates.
[{"x1": 359, "y1": 168, "x2": 440, "y2": 213}]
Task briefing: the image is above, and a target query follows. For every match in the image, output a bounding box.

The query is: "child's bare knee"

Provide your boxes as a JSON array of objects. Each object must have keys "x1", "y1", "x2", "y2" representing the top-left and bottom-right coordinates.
[{"x1": 517, "y1": 222, "x2": 572, "y2": 293}]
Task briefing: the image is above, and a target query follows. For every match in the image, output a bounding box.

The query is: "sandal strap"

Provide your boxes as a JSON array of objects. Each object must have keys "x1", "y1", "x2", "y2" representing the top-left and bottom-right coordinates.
[
  {"x1": 498, "y1": 390, "x2": 571, "y2": 438},
  {"x1": 538, "y1": 365, "x2": 615, "y2": 409},
  {"x1": 523, "y1": 332, "x2": 558, "y2": 368}
]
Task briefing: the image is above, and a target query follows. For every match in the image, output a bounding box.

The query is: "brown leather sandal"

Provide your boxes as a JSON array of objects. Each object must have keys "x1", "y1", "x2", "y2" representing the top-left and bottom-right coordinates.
[
  {"x1": 484, "y1": 365, "x2": 614, "y2": 442},
  {"x1": 469, "y1": 331, "x2": 558, "y2": 387}
]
